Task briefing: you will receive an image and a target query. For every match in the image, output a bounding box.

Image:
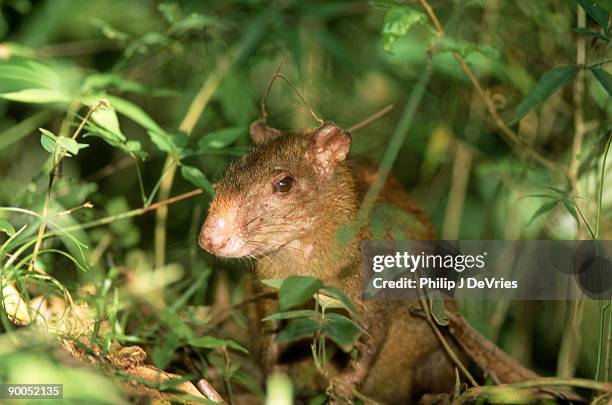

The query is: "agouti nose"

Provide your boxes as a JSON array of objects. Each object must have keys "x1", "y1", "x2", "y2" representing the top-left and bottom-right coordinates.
[{"x1": 199, "y1": 216, "x2": 229, "y2": 252}]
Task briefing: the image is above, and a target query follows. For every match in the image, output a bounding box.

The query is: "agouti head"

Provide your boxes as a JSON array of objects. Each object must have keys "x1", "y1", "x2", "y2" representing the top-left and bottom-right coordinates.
[{"x1": 199, "y1": 121, "x2": 355, "y2": 258}]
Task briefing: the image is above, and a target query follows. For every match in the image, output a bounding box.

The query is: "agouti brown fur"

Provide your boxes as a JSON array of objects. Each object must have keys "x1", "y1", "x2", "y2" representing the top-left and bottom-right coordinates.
[{"x1": 199, "y1": 121, "x2": 455, "y2": 403}]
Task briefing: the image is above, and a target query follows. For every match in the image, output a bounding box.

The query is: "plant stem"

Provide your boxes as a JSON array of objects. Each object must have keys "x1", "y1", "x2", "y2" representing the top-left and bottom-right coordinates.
[
  {"x1": 557, "y1": 6, "x2": 587, "y2": 379},
  {"x1": 417, "y1": 0, "x2": 566, "y2": 175}
]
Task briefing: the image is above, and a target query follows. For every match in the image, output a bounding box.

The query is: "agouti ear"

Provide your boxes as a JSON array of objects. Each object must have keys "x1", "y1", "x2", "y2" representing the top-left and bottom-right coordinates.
[
  {"x1": 249, "y1": 120, "x2": 285, "y2": 144},
  {"x1": 306, "y1": 122, "x2": 351, "y2": 179}
]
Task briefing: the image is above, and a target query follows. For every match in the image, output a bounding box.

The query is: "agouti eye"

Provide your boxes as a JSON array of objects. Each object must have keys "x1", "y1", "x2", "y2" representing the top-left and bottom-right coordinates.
[{"x1": 274, "y1": 176, "x2": 294, "y2": 193}]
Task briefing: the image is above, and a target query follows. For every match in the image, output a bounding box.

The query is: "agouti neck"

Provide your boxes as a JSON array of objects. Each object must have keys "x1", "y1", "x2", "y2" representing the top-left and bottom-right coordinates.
[{"x1": 255, "y1": 163, "x2": 361, "y2": 284}]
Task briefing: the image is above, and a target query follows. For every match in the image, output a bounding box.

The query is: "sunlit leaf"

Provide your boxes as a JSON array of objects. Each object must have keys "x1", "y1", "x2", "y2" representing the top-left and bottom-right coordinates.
[
  {"x1": 278, "y1": 275, "x2": 323, "y2": 311},
  {"x1": 57, "y1": 136, "x2": 87, "y2": 156},
  {"x1": 91, "y1": 102, "x2": 121, "y2": 135},
  {"x1": 382, "y1": 6, "x2": 426, "y2": 54},
  {"x1": 319, "y1": 286, "x2": 358, "y2": 317},
  {"x1": 509, "y1": 66, "x2": 579, "y2": 125},
  {"x1": 0, "y1": 218, "x2": 15, "y2": 236},
  {"x1": 39, "y1": 128, "x2": 57, "y2": 154},
  {"x1": 104, "y1": 95, "x2": 164, "y2": 133},
  {"x1": 0, "y1": 88, "x2": 69, "y2": 104}
]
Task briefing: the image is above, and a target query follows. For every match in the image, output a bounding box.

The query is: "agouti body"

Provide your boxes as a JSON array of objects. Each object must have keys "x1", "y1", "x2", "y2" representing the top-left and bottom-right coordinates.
[{"x1": 199, "y1": 121, "x2": 455, "y2": 403}]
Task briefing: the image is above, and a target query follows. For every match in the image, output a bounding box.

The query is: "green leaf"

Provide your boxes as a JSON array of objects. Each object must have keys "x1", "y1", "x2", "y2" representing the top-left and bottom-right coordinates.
[
  {"x1": 276, "y1": 318, "x2": 321, "y2": 343},
  {"x1": 0, "y1": 219, "x2": 15, "y2": 236},
  {"x1": 104, "y1": 95, "x2": 164, "y2": 133},
  {"x1": 263, "y1": 310, "x2": 319, "y2": 321},
  {"x1": 189, "y1": 336, "x2": 249, "y2": 354},
  {"x1": 562, "y1": 199, "x2": 579, "y2": 222},
  {"x1": 0, "y1": 88, "x2": 69, "y2": 104},
  {"x1": 591, "y1": 67, "x2": 612, "y2": 98},
  {"x1": 527, "y1": 199, "x2": 559, "y2": 226},
  {"x1": 148, "y1": 130, "x2": 188, "y2": 153},
  {"x1": 39, "y1": 128, "x2": 57, "y2": 154},
  {"x1": 509, "y1": 66, "x2": 579, "y2": 125},
  {"x1": 382, "y1": 6, "x2": 426, "y2": 54},
  {"x1": 198, "y1": 126, "x2": 246, "y2": 150},
  {"x1": 91, "y1": 102, "x2": 121, "y2": 135},
  {"x1": 278, "y1": 275, "x2": 323, "y2": 311},
  {"x1": 319, "y1": 286, "x2": 358, "y2": 317},
  {"x1": 57, "y1": 136, "x2": 87, "y2": 156},
  {"x1": 574, "y1": 0, "x2": 609, "y2": 32},
  {"x1": 180, "y1": 164, "x2": 214, "y2": 195},
  {"x1": 323, "y1": 313, "x2": 362, "y2": 351}
]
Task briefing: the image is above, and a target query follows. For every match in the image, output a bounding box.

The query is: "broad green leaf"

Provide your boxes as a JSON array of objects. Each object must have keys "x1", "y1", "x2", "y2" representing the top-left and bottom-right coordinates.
[
  {"x1": 39, "y1": 128, "x2": 57, "y2": 154},
  {"x1": 0, "y1": 88, "x2": 69, "y2": 104},
  {"x1": 591, "y1": 67, "x2": 612, "y2": 98},
  {"x1": 278, "y1": 275, "x2": 323, "y2": 311},
  {"x1": 104, "y1": 95, "x2": 164, "y2": 133},
  {"x1": 148, "y1": 130, "x2": 188, "y2": 153},
  {"x1": 148, "y1": 130, "x2": 175, "y2": 153},
  {"x1": 180, "y1": 164, "x2": 214, "y2": 195},
  {"x1": 57, "y1": 136, "x2": 86, "y2": 156},
  {"x1": 263, "y1": 310, "x2": 319, "y2": 321},
  {"x1": 382, "y1": 6, "x2": 426, "y2": 54},
  {"x1": 276, "y1": 318, "x2": 321, "y2": 343},
  {"x1": 527, "y1": 199, "x2": 559, "y2": 226},
  {"x1": 83, "y1": 74, "x2": 178, "y2": 97},
  {"x1": 189, "y1": 336, "x2": 249, "y2": 353},
  {"x1": 319, "y1": 286, "x2": 358, "y2": 317},
  {"x1": 91, "y1": 102, "x2": 121, "y2": 135},
  {"x1": 509, "y1": 66, "x2": 579, "y2": 125},
  {"x1": 575, "y1": 0, "x2": 609, "y2": 32},
  {"x1": 573, "y1": 28, "x2": 610, "y2": 40},
  {"x1": 198, "y1": 126, "x2": 246, "y2": 150},
  {"x1": 323, "y1": 313, "x2": 362, "y2": 351},
  {"x1": 0, "y1": 219, "x2": 15, "y2": 236}
]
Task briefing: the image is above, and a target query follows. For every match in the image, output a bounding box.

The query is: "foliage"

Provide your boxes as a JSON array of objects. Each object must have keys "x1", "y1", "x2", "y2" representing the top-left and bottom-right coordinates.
[{"x1": 0, "y1": 0, "x2": 610, "y2": 403}]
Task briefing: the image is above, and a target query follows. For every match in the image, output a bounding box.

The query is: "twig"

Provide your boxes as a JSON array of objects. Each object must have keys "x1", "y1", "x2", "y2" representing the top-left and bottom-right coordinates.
[
  {"x1": 416, "y1": 290, "x2": 479, "y2": 387},
  {"x1": 417, "y1": 0, "x2": 566, "y2": 176},
  {"x1": 260, "y1": 71, "x2": 324, "y2": 126},
  {"x1": 260, "y1": 61, "x2": 284, "y2": 124},
  {"x1": 347, "y1": 104, "x2": 395, "y2": 133},
  {"x1": 46, "y1": 189, "x2": 203, "y2": 236},
  {"x1": 196, "y1": 379, "x2": 226, "y2": 403}
]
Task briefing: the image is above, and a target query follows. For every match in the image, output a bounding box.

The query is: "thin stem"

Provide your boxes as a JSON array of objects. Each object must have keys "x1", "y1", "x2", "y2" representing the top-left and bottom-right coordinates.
[
  {"x1": 347, "y1": 104, "x2": 395, "y2": 133},
  {"x1": 417, "y1": 0, "x2": 567, "y2": 176},
  {"x1": 595, "y1": 133, "x2": 612, "y2": 239}
]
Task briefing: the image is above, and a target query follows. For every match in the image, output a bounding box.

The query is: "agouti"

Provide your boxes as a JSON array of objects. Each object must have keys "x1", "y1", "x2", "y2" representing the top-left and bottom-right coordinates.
[{"x1": 199, "y1": 121, "x2": 455, "y2": 403}]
